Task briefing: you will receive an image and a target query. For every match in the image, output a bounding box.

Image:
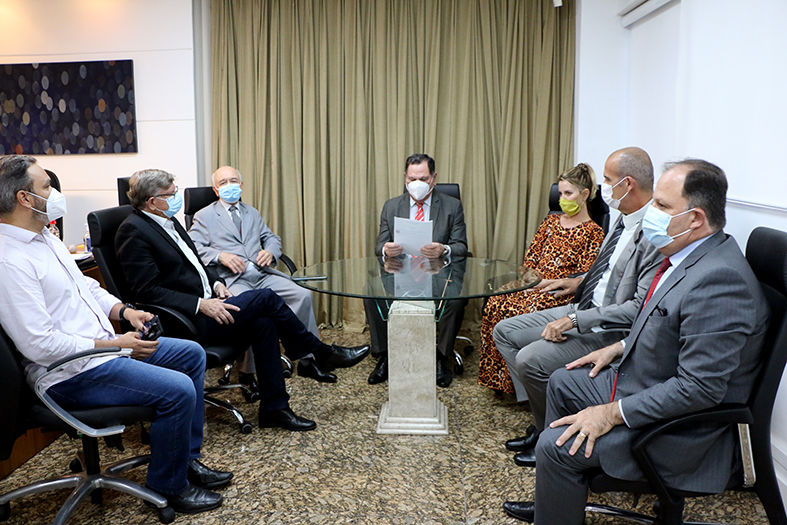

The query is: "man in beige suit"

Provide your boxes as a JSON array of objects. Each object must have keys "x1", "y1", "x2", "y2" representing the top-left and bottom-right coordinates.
[{"x1": 189, "y1": 166, "x2": 338, "y2": 384}]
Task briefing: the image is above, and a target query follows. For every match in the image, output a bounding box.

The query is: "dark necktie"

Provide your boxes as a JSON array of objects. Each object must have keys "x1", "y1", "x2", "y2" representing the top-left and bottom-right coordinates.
[
  {"x1": 577, "y1": 218, "x2": 626, "y2": 310},
  {"x1": 229, "y1": 205, "x2": 242, "y2": 236},
  {"x1": 610, "y1": 256, "x2": 672, "y2": 402}
]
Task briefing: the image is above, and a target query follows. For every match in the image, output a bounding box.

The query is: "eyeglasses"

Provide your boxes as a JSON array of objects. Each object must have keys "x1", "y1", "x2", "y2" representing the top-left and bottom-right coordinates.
[{"x1": 154, "y1": 186, "x2": 178, "y2": 199}]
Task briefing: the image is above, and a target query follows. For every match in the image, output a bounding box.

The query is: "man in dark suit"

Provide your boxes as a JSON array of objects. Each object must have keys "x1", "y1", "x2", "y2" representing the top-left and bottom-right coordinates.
[
  {"x1": 502, "y1": 159, "x2": 770, "y2": 524},
  {"x1": 364, "y1": 153, "x2": 468, "y2": 387},
  {"x1": 116, "y1": 169, "x2": 369, "y2": 432}
]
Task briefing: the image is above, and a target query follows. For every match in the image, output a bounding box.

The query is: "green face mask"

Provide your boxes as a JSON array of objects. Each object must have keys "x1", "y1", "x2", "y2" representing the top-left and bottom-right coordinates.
[{"x1": 559, "y1": 197, "x2": 582, "y2": 217}]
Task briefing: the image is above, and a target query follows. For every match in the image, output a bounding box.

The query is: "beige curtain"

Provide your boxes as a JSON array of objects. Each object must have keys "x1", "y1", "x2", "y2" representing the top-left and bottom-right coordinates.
[{"x1": 211, "y1": 0, "x2": 576, "y2": 327}]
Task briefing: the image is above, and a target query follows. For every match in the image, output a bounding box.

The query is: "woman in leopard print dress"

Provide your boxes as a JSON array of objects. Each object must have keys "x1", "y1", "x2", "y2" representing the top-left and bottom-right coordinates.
[{"x1": 477, "y1": 164, "x2": 605, "y2": 393}]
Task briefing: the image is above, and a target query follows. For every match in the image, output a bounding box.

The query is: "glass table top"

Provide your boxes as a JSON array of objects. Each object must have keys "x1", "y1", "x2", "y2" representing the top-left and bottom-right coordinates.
[{"x1": 291, "y1": 256, "x2": 541, "y2": 301}]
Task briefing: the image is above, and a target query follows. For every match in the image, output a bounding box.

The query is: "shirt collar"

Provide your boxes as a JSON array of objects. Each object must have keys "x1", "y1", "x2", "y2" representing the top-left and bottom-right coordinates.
[
  {"x1": 0, "y1": 223, "x2": 47, "y2": 243},
  {"x1": 141, "y1": 210, "x2": 172, "y2": 229},
  {"x1": 219, "y1": 199, "x2": 239, "y2": 212},
  {"x1": 409, "y1": 193, "x2": 434, "y2": 208},
  {"x1": 667, "y1": 234, "x2": 713, "y2": 269},
  {"x1": 622, "y1": 199, "x2": 652, "y2": 230}
]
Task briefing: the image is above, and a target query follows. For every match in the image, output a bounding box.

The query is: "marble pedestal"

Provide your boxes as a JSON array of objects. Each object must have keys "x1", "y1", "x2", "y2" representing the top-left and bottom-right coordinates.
[{"x1": 376, "y1": 300, "x2": 449, "y2": 435}]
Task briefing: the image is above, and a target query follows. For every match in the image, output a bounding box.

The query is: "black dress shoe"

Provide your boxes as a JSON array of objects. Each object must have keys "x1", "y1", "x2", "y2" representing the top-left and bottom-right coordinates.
[
  {"x1": 368, "y1": 356, "x2": 388, "y2": 384},
  {"x1": 436, "y1": 356, "x2": 453, "y2": 388},
  {"x1": 187, "y1": 459, "x2": 233, "y2": 489},
  {"x1": 145, "y1": 484, "x2": 223, "y2": 514},
  {"x1": 297, "y1": 358, "x2": 338, "y2": 383},
  {"x1": 505, "y1": 425, "x2": 541, "y2": 452},
  {"x1": 503, "y1": 501, "x2": 535, "y2": 522},
  {"x1": 259, "y1": 407, "x2": 316, "y2": 431},
  {"x1": 513, "y1": 449, "x2": 536, "y2": 467},
  {"x1": 318, "y1": 344, "x2": 371, "y2": 371},
  {"x1": 238, "y1": 372, "x2": 259, "y2": 394}
]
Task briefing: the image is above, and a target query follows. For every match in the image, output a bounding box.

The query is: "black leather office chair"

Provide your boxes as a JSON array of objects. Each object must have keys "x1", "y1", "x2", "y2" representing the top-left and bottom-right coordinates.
[
  {"x1": 548, "y1": 183, "x2": 610, "y2": 234},
  {"x1": 87, "y1": 205, "x2": 254, "y2": 434},
  {"x1": 431, "y1": 183, "x2": 474, "y2": 374},
  {"x1": 117, "y1": 176, "x2": 131, "y2": 206},
  {"x1": 45, "y1": 169, "x2": 64, "y2": 240},
  {"x1": 582, "y1": 226, "x2": 787, "y2": 525},
  {"x1": 0, "y1": 326, "x2": 174, "y2": 524}
]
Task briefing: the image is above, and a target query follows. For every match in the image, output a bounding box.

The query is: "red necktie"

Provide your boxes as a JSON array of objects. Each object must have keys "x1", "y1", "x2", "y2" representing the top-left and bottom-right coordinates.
[
  {"x1": 643, "y1": 257, "x2": 672, "y2": 307},
  {"x1": 415, "y1": 203, "x2": 424, "y2": 221},
  {"x1": 611, "y1": 257, "x2": 672, "y2": 402}
]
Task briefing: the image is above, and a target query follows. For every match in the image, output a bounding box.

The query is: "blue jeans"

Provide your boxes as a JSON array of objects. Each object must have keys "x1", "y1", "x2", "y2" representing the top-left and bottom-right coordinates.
[{"x1": 47, "y1": 337, "x2": 206, "y2": 496}]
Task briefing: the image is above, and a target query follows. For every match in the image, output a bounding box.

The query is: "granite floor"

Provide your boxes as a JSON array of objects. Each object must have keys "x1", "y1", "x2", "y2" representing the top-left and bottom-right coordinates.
[{"x1": 0, "y1": 327, "x2": 770, "y2": 524}]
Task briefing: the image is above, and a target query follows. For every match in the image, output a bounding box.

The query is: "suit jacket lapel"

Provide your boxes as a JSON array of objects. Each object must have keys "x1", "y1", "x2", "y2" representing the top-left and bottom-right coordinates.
[
  {"x1": 430, "y1": 192, "x2": 443, "y2": 241},
  {"x1": 213, "y1": 201, "x2": 242, "y2": 243},
  {"x1": 395, "y1": 193, "x2": 410, "y2": 219},
  {"x1": 622, "y1": 231, "x2": 727, "y2": 361},
  {"x1": 137, "y1": 210, "x2": 183, "y2": 256}
]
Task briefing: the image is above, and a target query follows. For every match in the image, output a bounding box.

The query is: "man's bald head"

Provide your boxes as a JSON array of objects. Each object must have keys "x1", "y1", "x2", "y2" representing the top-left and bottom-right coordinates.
[
  {"x1": 608, "y1": 147, "x2": 653, "y2": 191},
  {"x1": 212, "y1": 166, "x2": 242, "y2": 188}
]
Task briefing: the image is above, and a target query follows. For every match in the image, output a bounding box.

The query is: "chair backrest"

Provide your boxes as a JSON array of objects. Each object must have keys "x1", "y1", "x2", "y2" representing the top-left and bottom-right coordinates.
[
  {"x1": 434, "y1": 182, "x2": 461, "y2": 201},
  {"x1": 87, "y1": 205, "x2": 136, "y2": 302},
  {"x1": 44, "y1": 169, "x2": 64, "y2": 240},
  {"x1": 0, "y1": 325, "x2": 28, "y2": 461},
  {"x1": 548, "y1": 183, "x2": 610, "y2": 234},
  {"x1": 744, "y1": 227, "x2": 787, "y2": 483},
  {"x1": 117, "y1": 177, "x2": 131, "y2": 206},
  {"x1": 183, "y1": 186, "x2": 219, "y2": 230}
]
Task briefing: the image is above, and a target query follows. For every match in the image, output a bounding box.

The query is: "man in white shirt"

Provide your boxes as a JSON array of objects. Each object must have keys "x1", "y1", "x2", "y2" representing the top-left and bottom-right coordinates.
[
  {"x1": 0, "y1": 155, "x2": 231, "y2": 515},
  {"x1": 502, "y1": 160, "x2": 769, "y2": 524},
  {"x1": 493, "y1": 147, "x2": 663, "y2": 466},
  {"x1": 189, "y1": 166, "x2": 335, "y2": 384}
]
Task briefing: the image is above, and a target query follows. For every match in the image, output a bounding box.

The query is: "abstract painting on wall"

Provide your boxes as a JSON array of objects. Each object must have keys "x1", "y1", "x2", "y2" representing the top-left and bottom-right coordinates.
[{"x1": 0, "y1": 60, "x2": 137, "y2": 155}]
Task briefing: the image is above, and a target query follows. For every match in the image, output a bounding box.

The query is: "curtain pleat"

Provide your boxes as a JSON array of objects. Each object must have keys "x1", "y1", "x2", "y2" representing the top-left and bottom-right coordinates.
[{"x1": 211, "y1": 0, "x2": 576, "y2": 327}]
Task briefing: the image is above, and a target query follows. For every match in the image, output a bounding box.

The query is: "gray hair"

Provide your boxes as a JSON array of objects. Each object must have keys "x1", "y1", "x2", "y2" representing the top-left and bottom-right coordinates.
[
  {"x1": 127, "y1": 169, "x2": 175, "y2": 210},
  {"x1": 211, "y1": 166, "x2": 243, "y2": 187},
  {"x1": 0, "y1": 155, "x2": 37, "y2": 215}
]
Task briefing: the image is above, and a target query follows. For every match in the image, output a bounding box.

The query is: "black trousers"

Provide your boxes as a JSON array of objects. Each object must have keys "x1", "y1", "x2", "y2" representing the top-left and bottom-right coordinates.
[{"x1": 197, "y1": 288, "x2": 327, "y2": 411}]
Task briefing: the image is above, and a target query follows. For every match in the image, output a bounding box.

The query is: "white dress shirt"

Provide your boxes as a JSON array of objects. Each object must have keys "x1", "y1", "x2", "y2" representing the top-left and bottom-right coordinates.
[
  {"x1": 590, "y1": 201, "x2": 652, "y2": 308},
  {"x1": 0, "y1": 224, "x2": 119, "y2": 391}
]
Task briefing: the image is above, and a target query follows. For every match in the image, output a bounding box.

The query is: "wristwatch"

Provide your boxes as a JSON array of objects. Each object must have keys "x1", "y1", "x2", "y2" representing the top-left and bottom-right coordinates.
[
  {"x1": 118, "y1": 303, "x2": 135, "y2": 321},
  {"x1": 567, "y1": 313, "x2": 578, "y2": 329}
]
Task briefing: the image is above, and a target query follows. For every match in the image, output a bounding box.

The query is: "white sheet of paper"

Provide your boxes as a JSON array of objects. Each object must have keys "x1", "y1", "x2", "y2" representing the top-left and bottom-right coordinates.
[{"x1": 393, "y1": 217, "x2": 433, "y2": 256}]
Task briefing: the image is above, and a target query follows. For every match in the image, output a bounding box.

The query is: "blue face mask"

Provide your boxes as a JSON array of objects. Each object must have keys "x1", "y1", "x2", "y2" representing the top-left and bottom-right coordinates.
[
  {"x1": 157, "y1": 192, "x2": 182, "y2": 218},
  {"x1": 218, "y1": 183, "x2": 242, "y2": 204},
  {"x1": 642, "y1": 206, "x2": 695, "y2": 249}
]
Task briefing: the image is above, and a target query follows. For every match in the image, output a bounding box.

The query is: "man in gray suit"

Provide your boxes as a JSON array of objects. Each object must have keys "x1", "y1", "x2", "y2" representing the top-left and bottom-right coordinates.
[
  {"x1": 189, "y1": 166, "x2": 338, "y2": 383},
  {"x1": 364, "y1": 153, "x2": 468, "y2": 387},
  {"x1": 495, "y1": 147, "x2": 663, "y2": 466},
  {"x1": 503, "y1": 159, "x2": 770, "y2": 524}
]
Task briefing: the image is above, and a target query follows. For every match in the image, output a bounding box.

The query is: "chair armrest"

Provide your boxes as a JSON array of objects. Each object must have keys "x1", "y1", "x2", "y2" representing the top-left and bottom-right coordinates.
[
  {"x1": 137, "y1": 303, "x2": 198, "y2": 337},
  {"x1": 279, "y1": 254, "x2": 298, "y2": 275},
  {"x1": 35, "y1": 347, "x2": 133, "y2": 438},
  {"x1": 629, "y1": 404, "x2": 752, "y2": 502}
]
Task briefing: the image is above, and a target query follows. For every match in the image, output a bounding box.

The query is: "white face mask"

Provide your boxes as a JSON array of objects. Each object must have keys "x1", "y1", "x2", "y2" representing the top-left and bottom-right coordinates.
[
  {"x1": 642, "y1": 206, "x2": 695, "y2": 249},
  {"x1": 601, "y1": 177, "x2": 629, "y2": 210},
  {"x1": 407, "y1": 180, "x2": 432, "y2": 202},
  {"x1": 27, "y1": 188, "x2": 67, "y2": 222}
]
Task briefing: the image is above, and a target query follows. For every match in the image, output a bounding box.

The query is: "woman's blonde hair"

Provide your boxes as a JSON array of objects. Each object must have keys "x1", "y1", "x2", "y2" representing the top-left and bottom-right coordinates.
[{"x1": 557, "y1": 163, "x2": 596, "y2": 200}]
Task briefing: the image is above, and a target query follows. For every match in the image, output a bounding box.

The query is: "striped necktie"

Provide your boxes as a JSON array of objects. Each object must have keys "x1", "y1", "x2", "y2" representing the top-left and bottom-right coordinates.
[
  {"x1": 577, "y1": 218, "x2": 626, "y2": 310},
  {"x1": 415, "y1": 203, "x2": 424, "y2": 221},
  {"x1": 229, "y1": 204, "x2": 242, "y2": 235}
]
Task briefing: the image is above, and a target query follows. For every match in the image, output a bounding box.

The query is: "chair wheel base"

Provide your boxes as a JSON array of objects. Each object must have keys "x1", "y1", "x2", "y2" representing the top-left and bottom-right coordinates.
[
  {"x1": 243, "y1": 391, "x2": 260, "y2": 403},
  {"x1": 157, "y1": 506, "x2": 175, "y2": 524},
  {"x1": 240, "y1": 422, "x2": 253, "y2": 434},
  {"x1": 463, "y1": 344, "x2": 474, "y2": 356},
  {"x1": 0, "y1": 502, "x2": 10, "y2": 521},
  {"x1": 283, "y1": 369, "x2": 292, "y2": 379},
  {"x1": 69, "y1": 458, "x2": 83, "y2": 473}
]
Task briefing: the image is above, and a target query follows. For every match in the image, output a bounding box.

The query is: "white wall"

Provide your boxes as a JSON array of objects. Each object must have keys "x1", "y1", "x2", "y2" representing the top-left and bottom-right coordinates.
[
  {"x1": 0, "y1": 0, "x2": 199, "y2": 245},
  {"x1": 576, "y1": 0, "x2": 787, "y2": 509}
]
